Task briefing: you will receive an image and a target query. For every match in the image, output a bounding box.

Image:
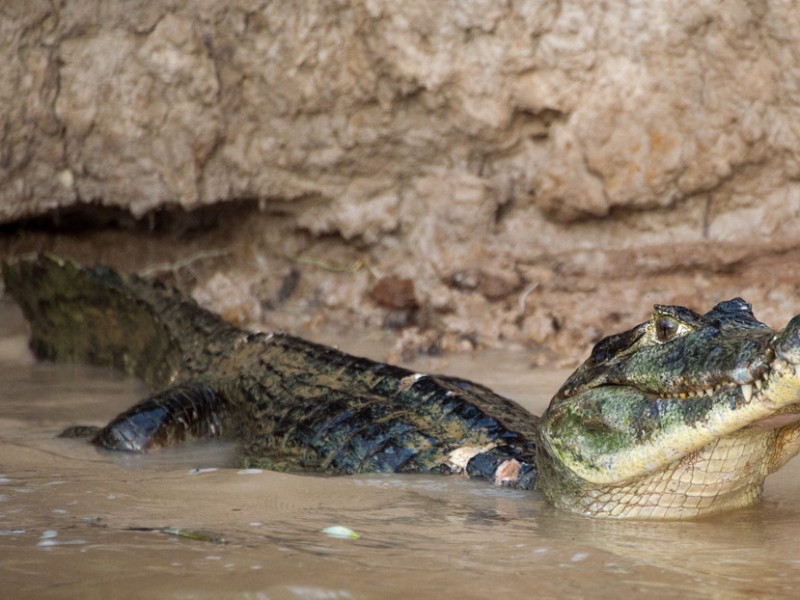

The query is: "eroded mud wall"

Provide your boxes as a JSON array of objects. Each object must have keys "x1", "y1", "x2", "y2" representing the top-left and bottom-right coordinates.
[{"x1": 4, "y1": 1, "x2": 800, "y2": 361}]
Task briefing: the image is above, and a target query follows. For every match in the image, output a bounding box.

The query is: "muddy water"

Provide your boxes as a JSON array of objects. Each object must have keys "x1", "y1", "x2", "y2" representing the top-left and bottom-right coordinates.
[{"x1": 3, "y1": 298, "x2": 800, "y2": 599}]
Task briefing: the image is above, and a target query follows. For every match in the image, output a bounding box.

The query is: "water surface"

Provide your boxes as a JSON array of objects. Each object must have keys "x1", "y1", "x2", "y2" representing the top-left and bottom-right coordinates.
[{"x1": 2, "y1": 298, "x2": 800, "y2": 599}]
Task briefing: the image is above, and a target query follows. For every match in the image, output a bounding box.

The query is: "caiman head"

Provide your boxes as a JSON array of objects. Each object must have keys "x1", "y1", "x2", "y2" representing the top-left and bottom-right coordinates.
[{"x1": 538, "y1": 298, "x2": 800, "y2": 519}]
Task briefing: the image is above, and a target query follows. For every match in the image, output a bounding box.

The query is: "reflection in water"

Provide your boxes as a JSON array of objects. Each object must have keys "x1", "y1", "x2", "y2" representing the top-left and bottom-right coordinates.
[{"x1": 2, "y1": 298, "x2": 800, "y2": 598}]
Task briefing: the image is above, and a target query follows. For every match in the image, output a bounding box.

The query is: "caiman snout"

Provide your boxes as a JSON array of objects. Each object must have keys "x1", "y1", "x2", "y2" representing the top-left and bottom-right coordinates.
[{"x1": 773, "y1": 313, "x2": 800, "y2": 365}]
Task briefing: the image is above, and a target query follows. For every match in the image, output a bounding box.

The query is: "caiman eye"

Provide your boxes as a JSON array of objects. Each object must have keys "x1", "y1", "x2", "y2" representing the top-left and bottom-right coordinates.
[{"x1": 654, "y1": 317, "x2": 680, "y2": 342}]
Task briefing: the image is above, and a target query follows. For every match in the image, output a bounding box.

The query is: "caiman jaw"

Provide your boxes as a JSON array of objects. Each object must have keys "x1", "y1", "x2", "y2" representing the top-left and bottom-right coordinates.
[
  {"x1": 546, "y1": 361, "x2": 800, "y2": 520},
  {"x1": 743, "y1": 358, "x2": 800, "y2": 427},
  {"x1": 744, "y1": 311, "x2": 800, "y2": 428},
  {"x1": 654, "y1": 356, "x2": 800, "y2": 423},
  {"x1": 538, "y1": 301, "x2": 800, "y2": 520}
]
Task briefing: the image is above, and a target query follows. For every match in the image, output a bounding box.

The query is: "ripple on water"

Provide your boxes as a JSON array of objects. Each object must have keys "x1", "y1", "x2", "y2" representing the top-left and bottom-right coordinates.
[{"x1": 36, "y1": 529, "x2": 87, "y2": 548}]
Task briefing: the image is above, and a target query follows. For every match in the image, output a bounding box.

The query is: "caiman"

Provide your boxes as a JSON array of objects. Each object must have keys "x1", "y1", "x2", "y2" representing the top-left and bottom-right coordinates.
[{"x1": 5, "y1": 254, "x2": 800, "y2": 520}]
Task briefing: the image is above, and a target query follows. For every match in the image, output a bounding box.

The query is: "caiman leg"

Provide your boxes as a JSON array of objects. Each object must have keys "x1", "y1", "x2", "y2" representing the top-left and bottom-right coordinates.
[
  {"x1": 3, "y1": 254, "x2": 540, "y2": 489},
  {"x1": 89, "y1": 382, "x2": 229, "y2": 452}
]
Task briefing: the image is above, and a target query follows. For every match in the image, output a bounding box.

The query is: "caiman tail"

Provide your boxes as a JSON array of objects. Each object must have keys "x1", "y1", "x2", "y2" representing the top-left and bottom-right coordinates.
[
  {"x1": 3, "y1": 254, "x2": 238, "y2": 451},
  {"x1": 2, "y1": 254, "x2": 240, "y2": 388},
  {"x1": 2, "y1": 254, "x2": 540, "y2": 487}
]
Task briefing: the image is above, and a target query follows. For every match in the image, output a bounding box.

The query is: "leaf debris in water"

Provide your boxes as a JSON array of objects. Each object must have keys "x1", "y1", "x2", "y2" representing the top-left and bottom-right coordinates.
[
  {"x1": 322, "y1": 525, "x2": 360, "y2": 540},
  {"x1": 189, "y1": 468, "x2": 218, "y2": 475},
  {"x1": 127, "y1": 526, "x2": 226, "y2": 544},
  {"x1": 164, "y1": 528, "x2": 227, "y2": 544}
]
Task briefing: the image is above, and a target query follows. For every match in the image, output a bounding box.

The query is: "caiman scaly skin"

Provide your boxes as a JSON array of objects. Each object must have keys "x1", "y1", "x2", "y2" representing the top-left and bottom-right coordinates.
[
  {"x1": 3, "y1": 255, "x2": 538, "y2": 485},
  {"x1": 5, "y1": 254, "x2": 800, "y2": 520}
]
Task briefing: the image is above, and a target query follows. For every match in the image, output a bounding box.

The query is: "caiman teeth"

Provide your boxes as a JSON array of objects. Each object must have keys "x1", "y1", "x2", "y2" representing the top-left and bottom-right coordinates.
[
  {"x1": 654, "y1": 356, "x2": 799, "y2": 402},
  {"x1": 740, "y1": 383, "x2": 753, "y2": 403}
]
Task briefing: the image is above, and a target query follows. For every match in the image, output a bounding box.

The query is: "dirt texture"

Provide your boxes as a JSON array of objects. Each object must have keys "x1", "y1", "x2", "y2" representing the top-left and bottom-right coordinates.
[{"x1": 3, "y1": 1, "x2": 800, "y2": 365}]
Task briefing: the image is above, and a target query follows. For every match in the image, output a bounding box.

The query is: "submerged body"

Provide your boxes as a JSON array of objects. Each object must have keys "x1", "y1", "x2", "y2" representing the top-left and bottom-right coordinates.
[{"x1": 5, "y1": 254, "x2": 800, "y2": 519}]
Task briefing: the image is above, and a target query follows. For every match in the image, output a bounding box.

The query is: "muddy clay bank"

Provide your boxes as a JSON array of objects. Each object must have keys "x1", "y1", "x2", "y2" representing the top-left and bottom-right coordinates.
[{"x1": 4, "y1": 2, "x2": 800, "y2": 364}]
